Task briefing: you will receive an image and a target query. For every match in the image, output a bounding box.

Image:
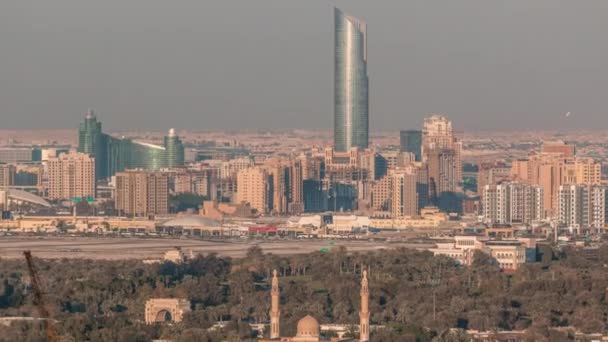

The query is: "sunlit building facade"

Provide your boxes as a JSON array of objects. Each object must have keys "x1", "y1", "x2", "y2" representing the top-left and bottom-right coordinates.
[{"x1": 334, "y1": 8, "x2": 369, "y2": 152}]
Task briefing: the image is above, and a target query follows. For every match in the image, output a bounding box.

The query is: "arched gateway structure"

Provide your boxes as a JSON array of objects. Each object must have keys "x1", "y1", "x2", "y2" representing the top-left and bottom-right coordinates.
[{"x1": 144, "y1": 298, "x2": 190, "y2": 324}]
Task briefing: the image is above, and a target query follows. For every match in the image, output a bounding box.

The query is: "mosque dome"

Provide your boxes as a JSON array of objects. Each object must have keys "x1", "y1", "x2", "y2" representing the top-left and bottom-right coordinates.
[{"x1": 296, "y1": 315, "x2": 320, "y2": 337}]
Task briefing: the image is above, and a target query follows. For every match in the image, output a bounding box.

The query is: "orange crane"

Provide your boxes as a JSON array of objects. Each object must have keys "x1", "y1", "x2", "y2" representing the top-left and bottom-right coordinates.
[{"x1": 23, "y1": 251, "x2": 59, "y2": 342}]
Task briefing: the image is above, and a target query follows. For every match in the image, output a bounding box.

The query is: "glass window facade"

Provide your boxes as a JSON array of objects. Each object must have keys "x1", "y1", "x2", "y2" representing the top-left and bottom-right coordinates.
[
  {"x1": 334, "y1": 8, "x2": 369, "y2": 152},
  {"x1": 78, "y1": 112, "x2": 185, "y2": 180}
]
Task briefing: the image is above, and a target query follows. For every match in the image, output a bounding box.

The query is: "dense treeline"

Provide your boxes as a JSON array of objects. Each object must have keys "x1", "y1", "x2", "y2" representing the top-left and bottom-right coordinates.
[{"x1": 1, "y1": 244, "x2": 608, "y2": 341}]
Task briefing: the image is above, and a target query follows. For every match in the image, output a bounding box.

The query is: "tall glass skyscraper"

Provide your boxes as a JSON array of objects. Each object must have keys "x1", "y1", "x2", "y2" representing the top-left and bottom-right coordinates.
[
  {"x1": 78, "y1": 110, "x2": 109, "y2": 180},
  {"x1": 334, "y1": 8, "x2": 369, "y2": 152},
  {"x1": 164, "y1": 128, "x2": 185, "y2": 168}
]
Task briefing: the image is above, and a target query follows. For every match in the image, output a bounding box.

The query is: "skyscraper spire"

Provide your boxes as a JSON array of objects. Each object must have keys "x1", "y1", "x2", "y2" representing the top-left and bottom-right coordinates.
[
  {"x1": 359, "y1": 268, "x2": 370, "y2": 342},
  {"x1": 270, "y1": 269, "x2": 280, "y2": 339}
]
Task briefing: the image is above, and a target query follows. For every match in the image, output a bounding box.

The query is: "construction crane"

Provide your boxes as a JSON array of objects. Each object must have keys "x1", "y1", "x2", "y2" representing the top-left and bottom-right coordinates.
[{"x1": 23, "y1": 251, "x2": 59, "y2": 342}]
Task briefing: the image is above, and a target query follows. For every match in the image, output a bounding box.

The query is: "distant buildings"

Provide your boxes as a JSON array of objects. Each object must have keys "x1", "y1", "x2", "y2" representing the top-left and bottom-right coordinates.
[
  {"x1": 115, "y1": 170, "x2": 169, "y2": 217},
  {"x1": 399, "y1": 130, "x2": 422, "y2": 161},
  {"x1": 371, "y1": 166, "x2": 424, "y2": 218},
  {"x1": 0, "y1": 164, "x2": 16, "y2": 187},
  {"x1": 557, "y1": 185, "x2": 608, "y2": 231},
  {"x1": 261, "y1": 269, "x2": 370, "y2": 342},
  {"x1": 47, "y1": 152, "x2": 96, "y2": 200},
  {"x1": 78, "y1": 110, "x2": 185, "y2": 180},
  {"x1": 430, "y1": 235, "x2": 533, "y2": 271},
  {"x1": 422, "y1": 115, "x2": 462, "y2": 201},
  {"x1": 482, "y1": 182, "x2": 544, "y2": 225},
  {"x1": 510, "y1": 141, "x2": 602, "y2": 217},
  {"x1": 0, "y1": 148, "x2": 41, "y2": 164},
  {"x1": 235, "y1": 167, "x2": 268, "y2": 215},
  {"x1": 334, "y1": 8, "x2": 369, "y2": 152}
]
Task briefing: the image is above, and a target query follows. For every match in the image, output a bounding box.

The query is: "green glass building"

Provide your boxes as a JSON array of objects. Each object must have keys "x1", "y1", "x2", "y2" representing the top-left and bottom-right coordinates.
[
  {"x1": 164, "y1": 128, "x2": 185, "y2": 168},
  {"x1": 400, "y1": 130, "x2": 422, "y2": 161},
  {"x1": 78, "y1": 111, "x2": 185, "y2": 180}
]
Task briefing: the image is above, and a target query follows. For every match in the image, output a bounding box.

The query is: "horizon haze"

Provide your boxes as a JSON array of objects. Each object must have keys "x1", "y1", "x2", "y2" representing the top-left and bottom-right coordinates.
[{"x1": 1, "y1": 0, "x2": 607, "y2": 131}]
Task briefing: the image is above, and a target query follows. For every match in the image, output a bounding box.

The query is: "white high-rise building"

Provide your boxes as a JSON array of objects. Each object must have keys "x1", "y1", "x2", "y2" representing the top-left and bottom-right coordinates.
[
  {"x1": 483, "y1": 182, "x2": 543, "y2": 225},
  {"x1": 558, "y1": 185, "x2": 608, "y2": 231}
]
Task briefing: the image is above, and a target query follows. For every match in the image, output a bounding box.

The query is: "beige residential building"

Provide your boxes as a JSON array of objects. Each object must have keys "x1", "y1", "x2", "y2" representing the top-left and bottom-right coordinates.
[
  {"x1": 575, "y1": 157, "x2": 602, "y2": 185},
  {"x1": 511, "y1": 143, "x2": 601, "y2": 218},
  {"x1": 511, "y1": 153, "x2": 568, "y2": 218},
  {"x1": 390, "y1": 169, "x2": 418, "y2": 218},
  {"x1": 510, "y1": 159, "x2": 530, "y2": 182},
  {"x1": 541, "y1": 140, "x2": 575, "y2": 158},
  {"x1": 235, "y1": 167, "x2": 268, "y2": 215},
  {"x1": 427, "y1": 148, "x2": 457, "y2": 198},
  {"x1": 422, "y1": 115, "x2": 462, "y2": 186},
  {"x1": 477, "y1": 162, "x2": 511, "y2": 198},
  {"x1": 115, "y1": 171, "x2": 169, "y2": 217},
  {"x1": 47, "y1": 152, "x2": 95, "y2": 200},
  {"x1": 0, "y1": 164, "x2": 16, "y2": 187}
]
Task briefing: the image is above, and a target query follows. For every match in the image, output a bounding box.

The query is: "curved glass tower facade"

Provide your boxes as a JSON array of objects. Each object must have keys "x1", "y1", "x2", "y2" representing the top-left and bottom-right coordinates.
[
  {"x1": 78, "y1": 112, "x2": 185, "y2": 180},
  {"x1": 164, "y1": 128, "x2": 185, "y2": 168},
  {"x1": 334, "y1": 8, "x2": 369, "y2": 152}
]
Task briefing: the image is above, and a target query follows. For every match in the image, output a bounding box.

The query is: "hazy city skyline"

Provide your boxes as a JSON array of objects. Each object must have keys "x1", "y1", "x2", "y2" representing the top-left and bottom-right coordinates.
[{"x1": 2, "y1": 1, "x2": 607, "y2": 131}]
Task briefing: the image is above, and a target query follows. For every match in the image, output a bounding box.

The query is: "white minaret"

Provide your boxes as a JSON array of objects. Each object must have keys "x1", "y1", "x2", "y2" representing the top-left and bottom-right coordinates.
[
  {"x1": 360, "y1": 269, "x2": 370, "y2": 342},
  {"x1": 270, "y1": 269, "x2": 280, "y2": 339}
]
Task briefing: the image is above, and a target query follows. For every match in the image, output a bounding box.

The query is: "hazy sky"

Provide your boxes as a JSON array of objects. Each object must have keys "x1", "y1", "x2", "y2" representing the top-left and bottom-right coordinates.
[{"x1": 2, "y1": 1, "x2": 607, "y2": 131}]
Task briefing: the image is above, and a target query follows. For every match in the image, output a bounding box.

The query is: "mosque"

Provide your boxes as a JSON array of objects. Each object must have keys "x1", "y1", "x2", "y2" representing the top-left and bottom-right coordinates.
[{"x1": 260, "y1": 269, "x2": 370, "y2": 342}]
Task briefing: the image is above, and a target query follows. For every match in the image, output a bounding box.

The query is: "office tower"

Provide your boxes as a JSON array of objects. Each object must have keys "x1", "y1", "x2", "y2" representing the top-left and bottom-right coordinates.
[
  {"x1": 422, "y1": 115, "x2": 462, "y2": 186},
  {"x1": 0, "y1": 164, "x2": 16, "y2": 187},
  {"x1": 115, "y1": 171, "x2": 169, "y2": 217},
  {"x1": 390, "y1": 169, "x2": 418, "y2": 218},
  {"x1": 483, "y1": 182, "x2": 543, "y2": 225},
  {"x1": 47, "y1": 152, "x2": 96, "y2": 200},
  {"x1": 334, "y1": 8, "x2": 369, "y2": 152},
  {"x1": 303, "y1": 179, "x2": 325, "y2": 213},
  {"x1": 235, "y1": 167, "x2": 268, "y2": 215},
  {"x1": 78, "y1": 109, "x2": 108, "y2": 180},
  {"x1": 542, "y1": 140, "x2": 575, "y2": 158},
  {"x1": 78, "y1": 111, "x2": 186, "y2": 180},
  {"x1": 164, "y1": 128, "x2": 185, "y2": 168},
  {"x1": 400, "y1": 130, "x2": 422, "y2": 161},
  {"x1": 328, "y1": 182, "x2": 357, "y2": 212}
]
